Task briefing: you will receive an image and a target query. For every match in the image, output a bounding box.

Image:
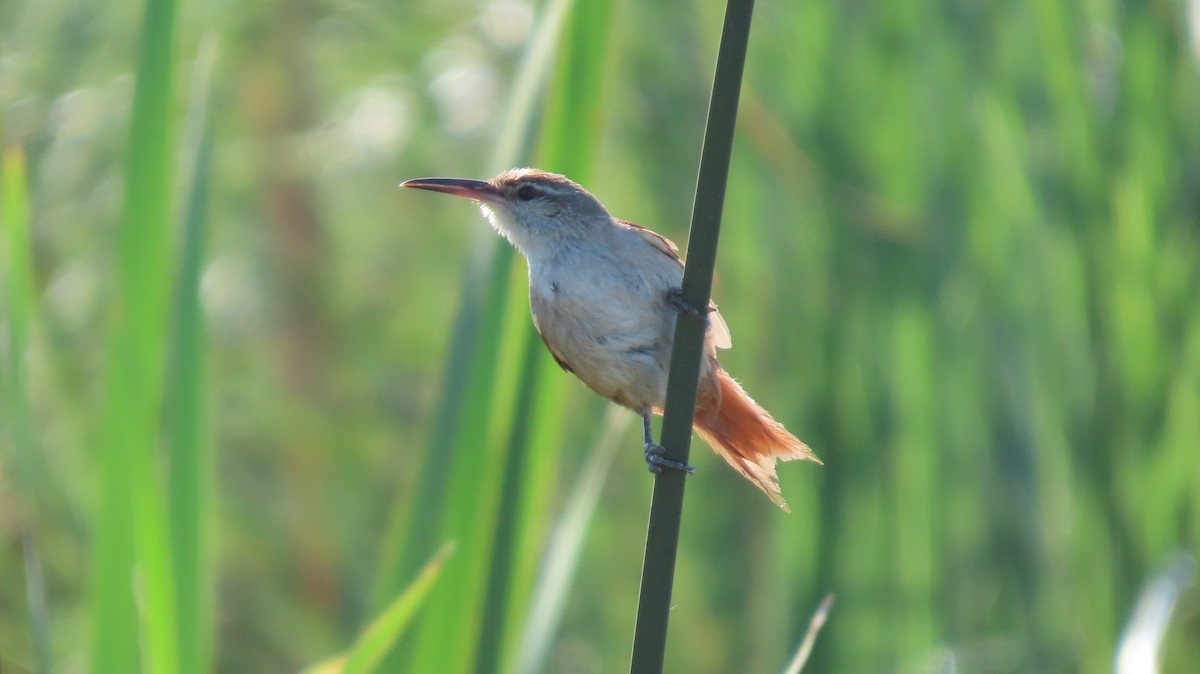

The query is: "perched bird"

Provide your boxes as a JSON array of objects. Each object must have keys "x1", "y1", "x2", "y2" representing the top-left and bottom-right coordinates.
[{"x1": 402, "y1": 168, "x2": 819, "y2": 509}]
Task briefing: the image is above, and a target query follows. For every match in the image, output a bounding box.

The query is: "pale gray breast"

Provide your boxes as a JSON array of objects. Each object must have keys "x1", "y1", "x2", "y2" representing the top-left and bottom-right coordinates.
[{"x1": 528, "y1": 243, "x2": 679, "y2": 371}]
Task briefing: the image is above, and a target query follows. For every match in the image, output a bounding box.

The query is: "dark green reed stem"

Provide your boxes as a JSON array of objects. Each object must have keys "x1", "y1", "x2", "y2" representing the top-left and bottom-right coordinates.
[{"x1": 629, "y1": 0, "x2": 755, "y2": 671}]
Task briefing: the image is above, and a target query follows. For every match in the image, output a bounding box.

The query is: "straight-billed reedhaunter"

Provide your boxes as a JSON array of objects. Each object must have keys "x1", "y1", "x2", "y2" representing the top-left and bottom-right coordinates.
[{"x1": 402, "y1": 168, "x2": 819, "y2": 510}]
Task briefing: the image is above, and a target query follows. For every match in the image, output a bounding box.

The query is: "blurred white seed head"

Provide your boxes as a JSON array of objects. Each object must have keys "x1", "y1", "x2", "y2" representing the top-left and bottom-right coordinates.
[{"x1": 480, "y1": 0, "x2": 534, "y2": 49}]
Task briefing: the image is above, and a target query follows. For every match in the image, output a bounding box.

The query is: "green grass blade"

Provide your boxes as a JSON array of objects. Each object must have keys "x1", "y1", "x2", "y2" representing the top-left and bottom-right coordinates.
[
  {"x1": 303, "y1": 543, "x2": 456, "y2": 674},
  {"x1": 488, "y1": 0, "x2": 577, "y2": 170},
  {"x1": 536, "y1": 0, "x2": 617, "y2": 175},
  {"x1": 342, "y1": 542, "x2": 456, "y2": 674},
  {"x1": 2, "y1": 147, "x2": 39, "y2": 494},
  {"x1": 510, "y1": 408, "x2": 628, "y2": 674},
  {"x1": 372, "y1": 1, "x2": 585, "y2": 672},
  {"x1": 20, "y1": 532, "x2": 53, "y2": 674},
  {"x1": 402, "y1": 252, "x2": 521, "y2": 674},
  {"x1": 370, "y1": 0, "x2": 578, "y2": 611},
  {"x1": 472, "y1": 331, "x2": 553, "y2": 674},
  {"x1": 2, "y1": 148, "x2": 33, "y2": 422},
  {"x1": 91, "y1": 0, "x2": 181, "y2": 671},
  {"x1": 473, "y1": 0, "x2": 619, "y2": 669},
  {"x1": 166, "y1": 36, "x2": 219, "y2": 674},
  {"x1": 3, "y1": 147, "x2": 54, "y2": 674},
  {"x1": 1115, "y1": 555, "x2": 1194, "y2": 674},
  {"x1": 781, "y1": 594, "x2": 834, "y2": 674}
]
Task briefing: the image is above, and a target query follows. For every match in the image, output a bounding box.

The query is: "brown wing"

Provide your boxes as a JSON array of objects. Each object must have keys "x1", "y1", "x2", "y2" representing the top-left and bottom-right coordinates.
[
  {"x1": 618, "y1": 219, "x2": 732, "y2": 349},
  {"x1": 543, "y1": 340, "x2": 574, "y2": 372},
  {"x1": 617, "y1": 219, "x2": 682, "y2": 266},
  {"x1": 532, "y1": 322, "x2": 574, "y2": 373}
]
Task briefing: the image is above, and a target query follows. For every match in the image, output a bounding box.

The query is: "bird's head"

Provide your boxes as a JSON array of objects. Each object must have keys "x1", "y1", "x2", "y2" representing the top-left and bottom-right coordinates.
[{"x1": 402, "y1": 168, "x2": 610, "y2": 257}]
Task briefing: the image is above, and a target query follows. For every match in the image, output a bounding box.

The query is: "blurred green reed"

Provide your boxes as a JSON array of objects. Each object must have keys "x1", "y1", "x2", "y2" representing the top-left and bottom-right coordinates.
[
  {"x1": 2, "y1": 149, "x2": 32, "y2": 478},
  {"x1": 166, "y1": 37, "x2": 218, "y2": 674},
  {"x1": 478, "y1": 0, "x2": 620, "y2": 670},
  {"x1": 91, "y1": 0, "x2": 182, "y2": 672},
  {"x1": 373, "y1": 0, "x2": 622, "y2": 671},
  {"x1": 631, "y1": 0, "x2": 755, "y2": 670},
  {"x1": 305, "y1": 543, "x2": 454, "y2": 674},
  {"x1": 3, "y1": 147, "x2": 55, "y2": 674},
  {"x1": 510, "y1": 406, "x2": 629, "y2": 674},
  {"x1": 2, "y1": 149, "x2": 36, "y2": 504}
]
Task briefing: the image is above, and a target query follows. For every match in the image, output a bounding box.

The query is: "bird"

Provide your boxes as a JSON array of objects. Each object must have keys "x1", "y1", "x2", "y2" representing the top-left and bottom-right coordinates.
[{"x1": 401, "y1": 168, "x2": 819, "y2": 510}]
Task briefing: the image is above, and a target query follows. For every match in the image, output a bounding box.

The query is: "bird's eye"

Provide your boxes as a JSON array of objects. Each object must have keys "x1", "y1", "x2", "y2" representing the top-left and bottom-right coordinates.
[{"x1": 516, "y1": 184, "x2": 539, "y2": 201}]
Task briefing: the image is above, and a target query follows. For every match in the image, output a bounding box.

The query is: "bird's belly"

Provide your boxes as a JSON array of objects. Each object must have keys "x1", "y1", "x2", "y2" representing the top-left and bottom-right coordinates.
[
  {"x1": 566, "y1": 330, "x2": 671, "y2": 410},
  {"x1": 531, "y1": 284, "x2": 674, "y2": 411}
]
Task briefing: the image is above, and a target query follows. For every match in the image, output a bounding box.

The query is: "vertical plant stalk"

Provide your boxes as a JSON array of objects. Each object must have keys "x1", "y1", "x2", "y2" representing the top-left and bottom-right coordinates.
[
  {"x1": 474, "y1": 0, "x2": 618, "y2": 670},
  {"x1": 472, "y1": 329, "x2": 545, "y2": 674},
  {"x1": 4, "y1": 148, "x2": 54, "y2": 674},
  {"x1": 2, "y1": 148, "x2": 35, "y2": 487},
  {"x1": 92, "y1": 0, "x2": 180, "y2": 671},
  {"x1": 370, "y1": 0, "x2": 576, "y2": 608},
  {"x1": 370, "y1": 1, "x2": 578, "y2": 671},
  {"x1": 511, "y1": 408, "x2": 629, "y2": 674},
  {"x1": 782, "y1": 594, "x2": 835, "y2": 674},
  {"x1": 629, "y1": 0, "x2": 756, "y2": 671},
  {"x1": 166, "y1": 36, "x2": 219, "y2": 674}
]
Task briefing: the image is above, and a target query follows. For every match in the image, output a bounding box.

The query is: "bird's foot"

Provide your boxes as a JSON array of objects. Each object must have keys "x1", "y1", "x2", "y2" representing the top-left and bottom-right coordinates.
[
  {"x1": 667, "y1": 287, "x2": 714, "y2": 321},
  {"x1": 644, "y1": 442, "x2": 695, "y2": 474}
]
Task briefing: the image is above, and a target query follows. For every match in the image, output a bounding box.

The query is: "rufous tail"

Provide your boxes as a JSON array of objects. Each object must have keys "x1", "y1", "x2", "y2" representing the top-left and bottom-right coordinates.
[{"x1": 693, "y1": 365, "x2": 820, "y2": 511}]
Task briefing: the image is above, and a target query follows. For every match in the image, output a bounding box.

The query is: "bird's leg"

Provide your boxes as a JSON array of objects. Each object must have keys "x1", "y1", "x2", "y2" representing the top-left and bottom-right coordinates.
[
  {"x1": 642, "y1": 409, "x2": 695, "y2": 474},
  {"x1": 667, "y1": 287, "x2": 714, "y2": 322}
]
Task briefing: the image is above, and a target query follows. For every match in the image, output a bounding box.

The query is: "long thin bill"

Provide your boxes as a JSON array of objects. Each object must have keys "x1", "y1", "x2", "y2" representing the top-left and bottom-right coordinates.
[{"x1": 400, "y1": 177, "x2": 503, "y2": 203}]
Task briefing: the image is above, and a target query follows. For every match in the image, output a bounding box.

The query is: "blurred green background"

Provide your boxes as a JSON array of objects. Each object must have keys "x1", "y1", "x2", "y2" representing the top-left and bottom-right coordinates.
[{"x1": 2, "y1": 0, "x2": 1199, "y2": 672}]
